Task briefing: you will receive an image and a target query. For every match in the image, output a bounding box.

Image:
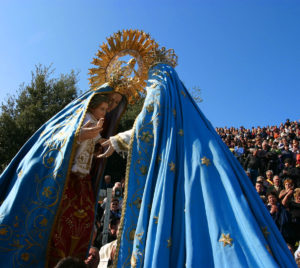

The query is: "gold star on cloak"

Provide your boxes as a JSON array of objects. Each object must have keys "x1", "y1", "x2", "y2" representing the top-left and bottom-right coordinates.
[
  {"x1": 178, "y1": 129, "x2": 184, "y2": 136},
  {"x1": 201, "y1": 156, "x2": 211, "y2": 166},
  {"x1": 154, "y1": 216, "x2": 159, "y2": 224},
  {"x1": 172, "y1": 109, "x2": 176, "y2": 117},
  {"x1": 261, "y1": 226, "x2": 270, "y2": 238},
  {"x1": 131, "y1": 254, "x2": 137, "y2": 268},
  {"x1": 219, "y1": 233, "x2": 233, "y2": 247},
  {"x1": 157, "y1": 155, "x2": 162, "y2": 163},
  {"x1": 181, "y1": 90, "x2": 186, "y2": 97},
  {"x1": 265, "y1": 244, "x2": 273, "y2": 256},
  {"x1": 167, "y1": 237, "x2": 172, "y2": 248},
  {"x1": 169, "y1": 162, "x2": 176, "y2": 172},
  {"x1": 18, "y1": 170, "x2": 23, "y2": 178}
]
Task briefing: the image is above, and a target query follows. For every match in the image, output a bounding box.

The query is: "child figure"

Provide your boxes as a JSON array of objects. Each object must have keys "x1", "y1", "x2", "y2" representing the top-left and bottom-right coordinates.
[
  {"x1": 72, "y1": 94, "x2": 109, "y2": 176},
  {"x1": 49, "y1": 94, "x2": 110, "y2": 267}
]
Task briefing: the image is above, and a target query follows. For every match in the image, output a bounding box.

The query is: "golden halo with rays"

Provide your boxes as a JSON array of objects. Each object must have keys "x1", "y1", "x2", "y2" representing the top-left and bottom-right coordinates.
[{"x1": 89, "y1": 29, "x2": 159, "y2": 103}]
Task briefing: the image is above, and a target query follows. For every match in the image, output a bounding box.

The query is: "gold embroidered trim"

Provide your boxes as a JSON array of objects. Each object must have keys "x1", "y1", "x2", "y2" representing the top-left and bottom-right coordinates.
[
  {"x1": 45, "y1": 90, "x2": 112, "y2": 267},
  {"x1": 115, "y1": 134, "x2": 129, "y2": 152},
  {"x1": 113, "y1": 119, "x2": 138, "y2": 268}
]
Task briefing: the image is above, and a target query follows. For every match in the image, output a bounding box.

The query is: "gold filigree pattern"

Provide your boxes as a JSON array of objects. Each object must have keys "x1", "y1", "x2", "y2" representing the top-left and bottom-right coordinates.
[
  {"x1": 0, "y1": 227, "x2": 8, "y2": 236},
  {"x1": 89, "y1": 30, "x2": 157, "y2": 103},
  {"x1": 139, "y1": 165, "x2": 148, "y2": 176},
  {"x1": 140, "y1": 131, "x2": 153, "y2": 143},
  {"x1": 89, "y1": 29, "x2": 178, "y2": 104},
  {"x1": 115, "y1": 134, "x2": 130, "y2": 151}
]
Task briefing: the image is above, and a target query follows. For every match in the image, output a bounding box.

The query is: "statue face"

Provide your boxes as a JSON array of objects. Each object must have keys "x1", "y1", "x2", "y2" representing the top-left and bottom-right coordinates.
[
  {"x1": 90, "y1": 102, "x2": 109, "y2": 120},
  {"x1": 108, "y1": 92, "x2": 122, "y2": 112}
]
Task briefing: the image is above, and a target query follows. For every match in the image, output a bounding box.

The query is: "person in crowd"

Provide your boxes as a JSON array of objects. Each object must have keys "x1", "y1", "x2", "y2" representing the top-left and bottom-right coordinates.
[
  {"x1": 280, "y1": 144, "x2": 294, "y2": 165},
  {"x1": 109, "y1": 198, "x2": 121, "y2": 219},
  {"x1": 258, "y1": 141, "x2": 270, "y2": 175},
  {"x1": 255, "y1": 181, "x2": 267, "y2": 204},
  {"x1": 100, "y1": 198, "x2": 121, "y2": 228},
  {"x1": 112, "y1": 181, "x2": 123, "y2": 208},
  {"x1": 279, "y1": 178, "x2": 295, "y2": 203},
  {"x1": 257, "y1": 175, "x2": 269, "y2": 189},
  {"x1": 266, "y1": 192, "x2": 287, "y2": 228},
  {"x1": 85, "y1": 247, "x2": 100, "y2": 268},
  {"x1": 55, "y1": 257, "x2": 88, "y2": 268},
  {"x1": 280, "y1": 158, "x2": 294, "y2": 181},
  {"x1": 265, "y1": 170, "x2": 274, "y2": 186},
  {"x1": 101, "y1": 175, "x2": 114, "y2": 190},
  {"x1": 282, "y1": 188, "x2": 300, "y2": 244},
  {"x1": 98, "y1": 221, "x2": 120, "y2": 268},
  {"x1": 93, "y1": 217, "x2": 120, "y2": 250},
  {"x1": 267, "y1": 175, "x2": 283, "y2": 195},
  {"x1": 244, "y1": 148, "x2": 261, "y2": 185}
]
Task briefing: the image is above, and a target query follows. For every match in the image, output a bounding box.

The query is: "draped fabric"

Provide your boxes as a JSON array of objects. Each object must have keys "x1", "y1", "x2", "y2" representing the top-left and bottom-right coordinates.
[
  {"x1": 0, "y1": 85, "x2": 113, "y2": 268},
  {"x1": 115, "y1": 64, "x2": 296, "y2": 267}
]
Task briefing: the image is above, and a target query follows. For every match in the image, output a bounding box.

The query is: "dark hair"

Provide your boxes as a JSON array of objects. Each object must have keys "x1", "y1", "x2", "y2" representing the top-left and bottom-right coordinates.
[
  {"x1": 266, "y1": 191, "x2": 278, "y2": 199},
  {"x1": 109, "y1": 217, "x2": 120, "y2": 226},
  {"x1": 88, "y1": 94, "x2": 109, "y2": 112},
  {"x1": 111, "y1": 198, "x2": 119, "y2": 203},
  {"x1": 54, "y1": 257, "x2": 87, "y2": 268}
]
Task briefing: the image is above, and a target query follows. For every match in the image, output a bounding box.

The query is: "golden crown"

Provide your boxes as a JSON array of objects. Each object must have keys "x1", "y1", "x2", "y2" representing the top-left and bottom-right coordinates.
[{"x1": 89, "y1": 30, "x2": 178, "y2": 103}]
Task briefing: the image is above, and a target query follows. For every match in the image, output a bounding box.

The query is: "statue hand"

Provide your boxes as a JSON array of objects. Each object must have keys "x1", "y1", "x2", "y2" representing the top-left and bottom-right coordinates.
[
  {"x1": 98, "y1": 139, "x2": 115, "y2": 158},
  {"x1": 78, "y1": 120, "x2": 103, "y2": 142}
]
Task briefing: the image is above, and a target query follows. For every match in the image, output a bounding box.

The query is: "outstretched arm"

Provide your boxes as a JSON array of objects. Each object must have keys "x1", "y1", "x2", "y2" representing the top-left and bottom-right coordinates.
[
  {"x1": 78, "y1": 119, "x2": 104, "y2": 142},
  {"x1": 98, "y1": 129, "x2": 132, "y2": 158}
]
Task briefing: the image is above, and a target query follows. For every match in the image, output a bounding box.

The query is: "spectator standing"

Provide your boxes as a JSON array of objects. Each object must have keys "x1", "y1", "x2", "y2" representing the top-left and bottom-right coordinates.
[
  {"x1": 255, "y1": 181, "x2": 267, "y2": 204},
  {"x1": 267, "y1": 175, "x2": 283, "y2": 196},
  {"x1": 101, "y1": 175, "x2": 114, "y2": 191},
  {"x1": 279, "y1": 178, "x2": 295, "y2": 204},
  {"x1": 244, "y1": 148, "x2": 261, "y2": 185}
]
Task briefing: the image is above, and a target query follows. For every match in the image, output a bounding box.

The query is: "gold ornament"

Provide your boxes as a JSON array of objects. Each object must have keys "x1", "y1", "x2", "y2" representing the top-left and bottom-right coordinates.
[
  {"x1": 219, "y1": 233, "x2": 233, "y2": 247},
  {"x1": 201, "y1": 156, "x2": 211, "y2": 166},
  {"x1": 89, "y1": 29, "x2": 178, "y2": 103}
]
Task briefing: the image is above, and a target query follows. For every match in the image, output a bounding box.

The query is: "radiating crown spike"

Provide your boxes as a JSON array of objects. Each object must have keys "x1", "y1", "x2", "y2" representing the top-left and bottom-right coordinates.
[{"x1": 89, "y1": 29, "x2": 177, "y2": 103}]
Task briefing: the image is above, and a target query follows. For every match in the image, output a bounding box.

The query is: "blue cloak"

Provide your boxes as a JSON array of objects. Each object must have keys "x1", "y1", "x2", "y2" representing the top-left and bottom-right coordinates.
[
  {"x1": 115, "y1": 64, "x2": 296, "y2": 267},
  {"x1": 0, "y1": 85, "x2": 113, "y2": 267}
]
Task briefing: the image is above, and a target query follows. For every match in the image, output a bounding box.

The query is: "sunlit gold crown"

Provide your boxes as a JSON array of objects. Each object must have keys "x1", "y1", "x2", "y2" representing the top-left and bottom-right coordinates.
[{"x1": 89, "y1": 29, "x2": 178, "y2": 103}]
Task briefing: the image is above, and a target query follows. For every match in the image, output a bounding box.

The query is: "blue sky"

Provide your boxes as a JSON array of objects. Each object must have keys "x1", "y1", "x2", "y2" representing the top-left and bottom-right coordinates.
[{"x1": 0, "y1": 0, "x2": 299, "y2": 128}]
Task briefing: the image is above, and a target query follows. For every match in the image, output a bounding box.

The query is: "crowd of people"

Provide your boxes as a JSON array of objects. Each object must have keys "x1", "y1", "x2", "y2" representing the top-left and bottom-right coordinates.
[{"x1": 217, "y1": 119, "x2": 300, "y2": 264}]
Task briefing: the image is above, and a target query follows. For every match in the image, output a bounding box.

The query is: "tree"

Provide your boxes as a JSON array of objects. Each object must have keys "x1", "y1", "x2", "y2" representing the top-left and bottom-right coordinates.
[{"x1": 0, "y1": 64, "x2": 79, "y2": 172}]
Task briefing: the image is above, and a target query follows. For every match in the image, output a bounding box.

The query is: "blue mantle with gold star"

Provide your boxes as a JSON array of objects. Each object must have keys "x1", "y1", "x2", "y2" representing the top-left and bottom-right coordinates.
[
  {"x1": 115, "y1": 64, "x2": 296, "y2": 267},
  {"x1": 0, "y1": 85, "x2": 113, "y2": 267}
]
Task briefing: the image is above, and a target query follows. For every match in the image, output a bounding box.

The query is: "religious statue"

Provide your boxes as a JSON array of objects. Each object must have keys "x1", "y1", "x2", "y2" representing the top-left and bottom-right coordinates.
[{"x1": 0, "y1": 30, "x2": 296, "y2": 268}]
